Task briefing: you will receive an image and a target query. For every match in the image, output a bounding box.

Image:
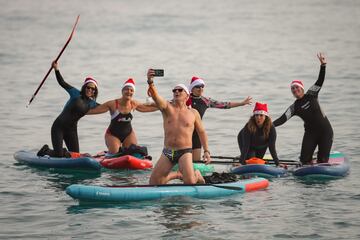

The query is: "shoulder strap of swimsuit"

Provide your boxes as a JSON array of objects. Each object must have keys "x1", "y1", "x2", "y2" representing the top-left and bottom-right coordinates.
[{"x1": 110, "y1": 100, "x2": 120, "y2": 120}]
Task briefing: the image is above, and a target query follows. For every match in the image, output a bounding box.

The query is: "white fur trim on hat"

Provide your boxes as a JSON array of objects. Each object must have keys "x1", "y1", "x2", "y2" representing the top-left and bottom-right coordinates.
[
  {"x1": 189, "y1": 77, "x2": 205, "y2": 92},
  {"x1": 122, "y1": 78, "x2": 136, "y2": 92},
  {"x1": 290, "y1": 80, "x2": 304, "y2": 90},
  {"x1": 174, "y1": 83, "x2": 190, "y2": 95},
  {"x1": 84, "y1": 77, "x2": 98, "y2": 88},
  {"x1": 253, "y1": 110, "x2": 269, "y2": 116}
]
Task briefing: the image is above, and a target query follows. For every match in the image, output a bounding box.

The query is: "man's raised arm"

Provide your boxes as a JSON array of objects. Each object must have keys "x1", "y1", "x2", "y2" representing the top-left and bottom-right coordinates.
[{"x1": 147, "y1": 69, "x2": 168, "y2": 111}]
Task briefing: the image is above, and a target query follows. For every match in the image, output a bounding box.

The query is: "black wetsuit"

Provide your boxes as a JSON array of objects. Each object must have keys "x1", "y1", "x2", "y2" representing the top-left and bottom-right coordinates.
[
  {"x1": 237, "y1": 125, "x2": 279, "y2": 165},
  {"x1": 273, "y1": 65, "x2": 333, "y2": 164},
  {"x1": 49, "y1": 70, "x2": 98, "y2": 157},
  {"x1": 106, "y1": 99, "x2": 133, "y2": 142},
  {"x1": 186, "y1": 94, "x2": 231, "y2": 149}
]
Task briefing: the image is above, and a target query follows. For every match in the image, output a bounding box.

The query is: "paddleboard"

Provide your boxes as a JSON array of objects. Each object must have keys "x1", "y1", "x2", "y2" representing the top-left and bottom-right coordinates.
[
  {"x1": 96, "y1": 154, "x2": 152, "y2": 170},
  {"x1": 231, "y1": 164, "x2": 288, "y2": 178},
  {"x1": 66, "y1": 177, "x2": 269, "y2": 202},
  {"x1": 293, "y1": 152, "x2": 349, "y2": 180},
  {"x1": 14, "y1": 150, "x2": 101, "y2": 171},
  {"x1": 172, "y1": 163, "x2": 215, "y2": 175}
]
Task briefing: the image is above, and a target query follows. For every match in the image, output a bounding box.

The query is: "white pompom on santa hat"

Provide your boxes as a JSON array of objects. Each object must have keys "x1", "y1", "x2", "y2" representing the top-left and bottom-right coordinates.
[
  {"x1": 188, "y1": 76, "x2": 205, "y2": 92},
  {"x1": 83, "y1": 76, "x2": 98, "y2": 88},
  {"x1": 122, "y1": 78, "x2": 136, "y2": 91}
]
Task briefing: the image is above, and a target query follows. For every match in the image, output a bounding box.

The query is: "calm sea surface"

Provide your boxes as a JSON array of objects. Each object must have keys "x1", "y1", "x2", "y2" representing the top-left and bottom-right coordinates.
[{"x1": 1, "y1": 0, "x2": 359, "y2": 239}]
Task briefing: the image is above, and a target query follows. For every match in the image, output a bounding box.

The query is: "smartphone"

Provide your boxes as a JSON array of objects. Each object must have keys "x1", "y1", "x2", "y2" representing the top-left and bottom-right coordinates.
[{"x1": 153, "y1": 69, "x2": 164, "y2": 77}]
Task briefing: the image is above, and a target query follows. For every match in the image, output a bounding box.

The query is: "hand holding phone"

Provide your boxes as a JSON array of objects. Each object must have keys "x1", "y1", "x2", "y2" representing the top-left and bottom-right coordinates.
[{"x1": 153, "y1": 69, "x2": 164, "y2": 77}]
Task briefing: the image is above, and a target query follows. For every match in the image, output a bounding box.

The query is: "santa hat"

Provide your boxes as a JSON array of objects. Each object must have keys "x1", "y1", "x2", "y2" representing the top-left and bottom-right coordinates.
[
  {"x1": 188, "y1": 76, "x2": 205, "y2": 92},
  {"x1": 253, "y1": 102, "x2": 269, "y2": 116},
  {"x1": 290, "y1": 79, "x2": 304, "y2": 90},
  {"x1": 83, "y1": 76, "x2": 98, "y2": 88},
  {"x1": 174, "y1": 83, "x2": 190, "y2": 95},
  {"x1": 122, "y1": 78, "x2": 136, "y2": 91}
]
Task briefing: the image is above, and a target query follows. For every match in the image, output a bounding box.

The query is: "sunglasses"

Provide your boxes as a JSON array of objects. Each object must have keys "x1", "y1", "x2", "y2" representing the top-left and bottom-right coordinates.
[
  {"x1": 194, "y1": 84, "x2": 204, "y2": 89},
  {"x1": 172, "y1": 88, "x2": 184, "y2": 93},
  {"x1": 86, "y1": 86, "x2": 96, "y2": 91}
]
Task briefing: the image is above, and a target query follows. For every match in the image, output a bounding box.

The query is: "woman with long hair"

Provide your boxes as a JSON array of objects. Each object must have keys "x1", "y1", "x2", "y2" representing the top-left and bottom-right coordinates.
[
  {"x1": 37, "y1": 61, "x2": 99, "y2": 157},
  {"x1": 237, "y1": 102, "x2": 279, "y2": 166}
]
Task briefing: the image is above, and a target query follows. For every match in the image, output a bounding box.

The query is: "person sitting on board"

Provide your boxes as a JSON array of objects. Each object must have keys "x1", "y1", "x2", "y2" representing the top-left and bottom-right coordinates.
[
  {"x1": 87, "y1": 78, "x2": 158, "y2": 155},
  {"x1": 273, "y1": 53, "x2": 333, "y2": 165},
  {"x1": 37, "y1": 61, "x2": 99, "y2": 158},
  {"x1": 237, "y1": 102, "x2": 280, "y2": 166},
  {"x1": 186, "y1": 76, "x2": 252, "y2": 162},
  {"x1": 146, "y1": 69, "x2": 211, "y2": 185}
]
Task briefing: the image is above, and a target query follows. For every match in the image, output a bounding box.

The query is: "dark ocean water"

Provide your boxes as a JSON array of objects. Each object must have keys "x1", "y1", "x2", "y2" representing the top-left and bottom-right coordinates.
[{"x1": 1, "y1": 0, "x2": 359, "y2": 239}]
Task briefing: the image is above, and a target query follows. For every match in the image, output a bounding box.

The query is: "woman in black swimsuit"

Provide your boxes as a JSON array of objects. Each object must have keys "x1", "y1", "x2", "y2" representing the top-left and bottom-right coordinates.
[
  {"x1": 273, "y1": 53, "x2": 333, "y2": 165},
  {"x1": 88, "y1": 78, "x2": 158, "y2": 154}
]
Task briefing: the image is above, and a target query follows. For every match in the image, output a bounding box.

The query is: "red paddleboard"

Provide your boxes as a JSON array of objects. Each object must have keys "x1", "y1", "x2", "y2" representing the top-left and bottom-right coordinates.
[{"x1": 97, "y1": 155, "x2": 152, "y2": 170}]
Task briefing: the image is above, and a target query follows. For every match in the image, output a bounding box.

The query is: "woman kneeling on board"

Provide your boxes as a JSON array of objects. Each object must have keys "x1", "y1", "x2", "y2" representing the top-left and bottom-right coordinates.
[
  {"x1": 273, "y1": 53, "x2": 333, "y2": 165},
  {"x1": 37, "y1": 61, "x2": 99, "y2": 158},
  {"x1": 87, "y1": 78, "x2": 158, "y2": 155},
  {"x1": 237, "y1": 102, "x2": 280, "y2": 166}
]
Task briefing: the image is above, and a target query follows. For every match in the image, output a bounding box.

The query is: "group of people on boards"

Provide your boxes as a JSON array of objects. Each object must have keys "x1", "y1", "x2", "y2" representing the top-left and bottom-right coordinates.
[{"x1": 37, "y1": 53, "x2": 333, "y2": 184}]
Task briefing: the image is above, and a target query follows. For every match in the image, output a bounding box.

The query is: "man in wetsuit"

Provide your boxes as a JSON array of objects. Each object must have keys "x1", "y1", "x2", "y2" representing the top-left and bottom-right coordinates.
[
  {"x1": 147, "y1": 69, "x2": 211, "y2": 185},
  {"x1": 273, "y1": 53, "x2": 333, "y2": 165}
]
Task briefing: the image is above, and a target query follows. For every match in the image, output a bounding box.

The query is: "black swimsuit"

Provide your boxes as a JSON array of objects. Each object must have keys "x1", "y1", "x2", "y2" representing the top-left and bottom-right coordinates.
[
  {"x1": 162, "y1": 148, "x2": 193, "y2": 164},
  {"x1": 273, "y1": 65, "x2": 333, "y2": 164},
  {"x1": 106, "y1": 99, "x2": 133, "y2": 142}
]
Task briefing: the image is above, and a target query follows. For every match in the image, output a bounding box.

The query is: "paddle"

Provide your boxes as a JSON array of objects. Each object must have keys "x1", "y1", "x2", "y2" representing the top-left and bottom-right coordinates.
[
  {"x1": 193, "y1": 160, "x2": 236, "y2": 164},
  {"x1": 27, "y1": 15, "x2": 80, "y2": 107},
  {"x1": 211, "y1": 155, "x2": 300, "y2": 164},
  {"x1": 265, "y1": 160, "x2": 299, "y2": 165},
  {"x1": 211, "y1": 155, "x2": 239, "y2": 160},
  {"x1": 193, "y1": 160, "x2": 299, "y2": 166},
  {"x1": 210, "y1": 185, "x2": 243, "y2": 191},
  {"x1": 108, "y1": 183, "x2": 243, "y2": 191}
]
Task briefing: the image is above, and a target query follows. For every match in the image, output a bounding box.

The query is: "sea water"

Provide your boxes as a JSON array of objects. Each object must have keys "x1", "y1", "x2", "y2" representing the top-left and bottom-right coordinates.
[{"x1": 0, "y1": 0, "x2": 359, "y2": 239}]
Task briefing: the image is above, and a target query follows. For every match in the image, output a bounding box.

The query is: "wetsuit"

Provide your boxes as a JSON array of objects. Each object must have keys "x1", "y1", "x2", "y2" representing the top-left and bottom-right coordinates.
[
  {"x1": 237, "y1": 125, "x2": 279, "y2": 165},
  {"x1": 50, "y1": 70, "x2": 98, "y2": 157},
  {"x1": 106, "y1": 99, "x2": 133, "y2": 142},
  {"x1": 186, "y1": 95, "x2": 231, "y2": 149},
  {"x1": 273, "y1": 65, "x2": 333, "y2": 164}
]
